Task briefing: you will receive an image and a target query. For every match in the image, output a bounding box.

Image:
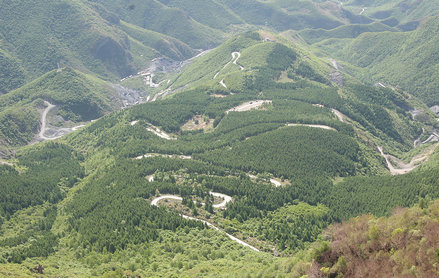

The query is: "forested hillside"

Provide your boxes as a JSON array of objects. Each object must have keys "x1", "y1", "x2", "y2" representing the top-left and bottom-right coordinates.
[
  {"x1": 313, "y1": 14, "x2": 439, "y2": 105},
  {"x1": 0, "y1": 0, "x2": 196, "y2": 93},
  {"x1": 0, "y1": 68, "x2": 119, "y2": 148},
  {"x1": 1, "y1": 0, "x2": 439, "y2": 277}
]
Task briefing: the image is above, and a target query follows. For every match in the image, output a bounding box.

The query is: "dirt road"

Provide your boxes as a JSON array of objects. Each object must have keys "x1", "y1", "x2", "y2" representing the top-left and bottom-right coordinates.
[
  {"x1": 287, "y1": 123, "x2": 336, "y2": 131},
  {"x1": 378, "y1": 145, "x2": 437, "y2": 175},
  {"x1": 219, "y1": 79, "x2": 227, "y2": 88},
  {"x1": 146, "y1": 124, "x2": 176, "y2": 140},
  {"x1": 213, "y1": 52, "x2": 243, "y2": 79},
  {"x1": 151, "y1": 193, "x2": 260, "y2": 252},
  {"x1": 0, "y1": 160, "x2": 13, "y2": 166},
  {"x1": 39, "y1": 101, "x2": 57, "y2": 140},
  {"x1": 226, "y1": 100, "x2": 272, "y2": 113}
]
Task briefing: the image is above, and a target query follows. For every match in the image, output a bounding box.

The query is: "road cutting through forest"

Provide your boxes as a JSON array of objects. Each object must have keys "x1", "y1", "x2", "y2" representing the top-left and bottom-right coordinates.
[
  {"x1": 38, "y1": 101, "x2": 58, "y2": 140},
  {"x1": 38, "y1": 101, "x2": 87, "y2": 141},
  {"x1": 213, "y1": 52, "x2": 243, "y2": 80},
  {"x1": 151, "y1": 193, "x2": 259, "y2": 252},
  {"x1": 378, "y1": 145, "x2": 438, "y2": 175}
]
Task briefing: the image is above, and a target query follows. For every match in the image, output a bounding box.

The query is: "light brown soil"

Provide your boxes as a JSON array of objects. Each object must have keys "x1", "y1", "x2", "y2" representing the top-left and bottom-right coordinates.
[{"x1": 181, "y1": 115, "x2": 214, "y2": 131}]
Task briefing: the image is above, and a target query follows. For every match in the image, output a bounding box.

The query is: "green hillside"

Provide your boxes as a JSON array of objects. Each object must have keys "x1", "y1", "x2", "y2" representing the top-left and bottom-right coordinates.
[
  {"x1": 88, "y1": 0, "x2": 226, "y2": 49},
  {"x1": 2, "y1": 29, "x2": 438, "y2": 276},
  {"x1": 340, "y1": 0, "x2": 439, "y2": 27},
  {"x1": 0, "y1": 0, "x2": 197, "y2": 93},
  {"x1": 314, "y1": 15, "x2": 439, "y2": 105},
  {"x1": 2, "y1": 1, "x2": 439, "y2": 277},
  {"x1": 0, "y1": 68, "x2": 119, "y2": 147}
]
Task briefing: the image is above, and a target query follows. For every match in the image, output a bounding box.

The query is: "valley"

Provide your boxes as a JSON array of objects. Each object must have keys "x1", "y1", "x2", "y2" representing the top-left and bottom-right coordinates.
[{"x1": 1, "y1": 1, "x2": 439, "y2": 277}]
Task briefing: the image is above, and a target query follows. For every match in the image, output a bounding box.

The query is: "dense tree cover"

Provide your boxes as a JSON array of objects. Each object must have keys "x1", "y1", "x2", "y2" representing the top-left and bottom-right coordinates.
[
  {"x1": 67, "y1": 158, "x2": 218, "y2": 253},
  {"x1": 0, "y1": 205, "x2": 59, "y2": 263},
  {"x1": 0, "y1": 142, "x2": 84, "y2": 219},
  {"x1": 310, "y1": 200, "x2": 439, "y2": 277},
  {"x1": 0, "y1": 106, "x2": 40, "y2": 146},
  {"x1": 219, "y1": 0, "x2": 341, "y2": 31},
  {"x1": 299, "y1": 22, "x2": 394, "y2": 44},
  {"x1": 214, "y1": 99, "x2": 354, "y2": 137},
  {"x1": 198, "y1": 127, "x2": 360, "y2": 179},
  {"x1": 0, "y1": 49, "x2": 25, "y2": 93},
  {"x1": 241, "y1": 202, "x2": 333, "y2": 253},
  {"x1": 0, "y1": 68, "x2": 119, "y2": 122},
  {"x1": 196, "y1": 174, "x2": 332, "y2": 220},
  {"x1": 318, "y1": 15, "x2": 439, "y2": 105},
  {"x1": 324, "y1": 166, "x2": 439, "y2": 220},
  {"x1": 289, "y1": 62, "x2": 330, "y2": 85},
  {"x1": 0, "y1": 0, "x2": 137, "y2": 80}
]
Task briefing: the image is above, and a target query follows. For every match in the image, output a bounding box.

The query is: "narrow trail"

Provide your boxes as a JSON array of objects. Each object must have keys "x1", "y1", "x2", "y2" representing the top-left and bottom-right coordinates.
[
  {"x1": 151, "y1": 193, "x2": 259, "y2": 252},
  {"x1": 331, "y1": 108, "x2": 346, "y2": 122},
  {"x1": 0, "y1": 160, "x2": 13, "y2": 166},
  {"x1": 213, "y1": 52, "x2": 243, "y2": 80},
  {"x1": 329, "y1": 58, "x2": 340, "y2": 71},
  {"x1": 421, "y1": 131, "x2": 439, "y2": 144}
]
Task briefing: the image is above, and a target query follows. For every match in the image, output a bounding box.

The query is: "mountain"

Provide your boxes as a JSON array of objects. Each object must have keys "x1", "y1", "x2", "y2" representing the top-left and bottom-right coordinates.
[
  {"x1": 1, "y1": 1, "x2": 439, "y2": 277},
  {"x1": 0, "y1": 68, "x2": 120, "y2": 148},
  {"x1": 1, "y1": 28, "x2": 439, "y2": 276},
  {"x1": 313, "y1": 15, "x2": 439, "y2": 106},
  {"x1": 340, "y1": 0, "x2": 439, "y2": 29},
  {"x1": 0, "y1": 0, "x2": 196, "y2": 93}
]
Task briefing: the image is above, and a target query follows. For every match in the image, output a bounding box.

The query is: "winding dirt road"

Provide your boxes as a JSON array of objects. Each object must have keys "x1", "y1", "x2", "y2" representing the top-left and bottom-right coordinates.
[
  {"x1": 331, "y1": 108, "x2": 346, "y2": 122},
  {"x1": 378, "y1": 145, "x2": 437, "y2": 175},
  {"x1": 151, "y1": 192, "x2": 259, "y2": 252},
  {"x1": 213, "y1": 52, "x2": 243, "y2": 79},
  {"x1": 135, "y1": 153, "x2": 191, "y2": 160},
  {"x1": 38, "y1": 101, "x2": 87, "y2": 141},
  {"x1": 39, "y1": 101, "x2": 58, "y2": 140}
]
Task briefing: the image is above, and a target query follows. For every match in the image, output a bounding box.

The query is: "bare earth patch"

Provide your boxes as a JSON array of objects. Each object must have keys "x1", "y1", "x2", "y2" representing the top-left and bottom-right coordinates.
[
  {"x1": 181, "y1": 115, "x2": 214, "y2": 131},
  {"x1": 378, "y1": 143, "x2": 439, "y2": 175},
  {"x1": 227, "y1": 100, "x2": 272, "y2": 114},
  {"x1": 210, "y1": 94, "x2": 227, "y2": 98}
]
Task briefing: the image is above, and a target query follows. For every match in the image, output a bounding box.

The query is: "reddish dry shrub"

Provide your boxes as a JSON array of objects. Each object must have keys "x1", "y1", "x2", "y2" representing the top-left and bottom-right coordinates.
[{"x1": 308, "y1": 200, "x2": 439, "y2": 278}]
